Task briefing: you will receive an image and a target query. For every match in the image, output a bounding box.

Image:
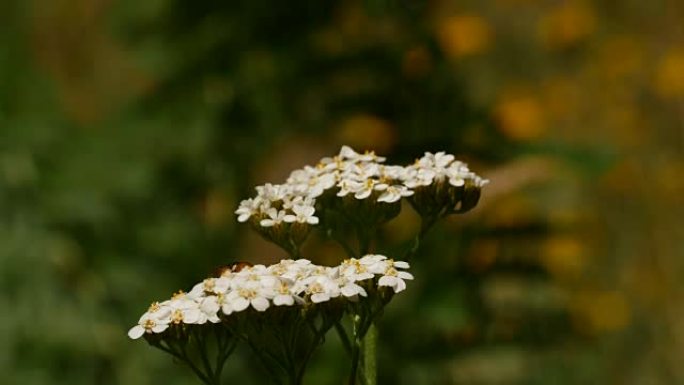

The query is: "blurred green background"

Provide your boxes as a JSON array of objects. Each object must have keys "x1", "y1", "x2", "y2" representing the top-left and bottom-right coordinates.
[{"x1": 1, "y1": 0, "x2": 682, "y2": 384}]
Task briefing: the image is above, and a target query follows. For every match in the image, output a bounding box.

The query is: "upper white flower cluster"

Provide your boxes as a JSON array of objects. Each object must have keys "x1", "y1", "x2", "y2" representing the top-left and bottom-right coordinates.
[
  {"x1": 128, "y1": 254, "x2": 412, "y2": 339},
  {"x1": 235, "y1": 146, "x2": 489, "y2": 227}
]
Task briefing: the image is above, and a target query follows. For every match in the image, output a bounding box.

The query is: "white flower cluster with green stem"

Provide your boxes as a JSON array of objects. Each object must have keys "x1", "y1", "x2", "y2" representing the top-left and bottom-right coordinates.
[
  {"x1": 129, "y1": 146, "x2": 488, "y2": 385},
  {"x1": 128, "y1": 255, "x2": 411, "y2": 340}
]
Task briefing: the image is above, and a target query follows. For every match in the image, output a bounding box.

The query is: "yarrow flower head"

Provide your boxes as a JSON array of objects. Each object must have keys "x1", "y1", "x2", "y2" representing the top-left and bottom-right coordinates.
[
  {"x1": 234, "y1": 146, "x2": 488, "y2": 233},
  {"x1": 128, "y1": 254, "x2": 412, "y2": 339}
]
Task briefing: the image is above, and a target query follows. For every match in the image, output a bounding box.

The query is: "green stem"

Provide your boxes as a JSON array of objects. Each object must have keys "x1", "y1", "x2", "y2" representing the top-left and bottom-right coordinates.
[
  {"x1": 361, "y1": 323, "x2": 377, "y2": 385},
  {"x1": 348, "y1": 339, "x2": 361, "y2": 385},
  {"x1": 403, "y1": 214, "x2": 440, "y2": 261},
  {"x1": 335, "y1": 321, "x2": 353, "y2": 356}
]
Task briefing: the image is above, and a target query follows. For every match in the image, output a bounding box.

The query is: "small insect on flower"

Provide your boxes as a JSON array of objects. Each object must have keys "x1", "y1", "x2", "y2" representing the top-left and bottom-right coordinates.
[{"x1": 212, "y1": 261, "x2": 254, "y2": 277}]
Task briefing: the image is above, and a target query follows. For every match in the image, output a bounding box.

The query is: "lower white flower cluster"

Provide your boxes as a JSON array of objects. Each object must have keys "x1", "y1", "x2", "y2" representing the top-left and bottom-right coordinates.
[{"x1": 128, "y1": 255, "x2": 413, "y2": 340}]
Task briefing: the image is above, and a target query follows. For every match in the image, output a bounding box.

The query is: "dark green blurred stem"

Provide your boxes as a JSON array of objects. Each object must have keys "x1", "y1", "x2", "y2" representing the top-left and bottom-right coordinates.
[
  {"x1": 361, "y1": 324, "x2": 377, "y2": 385},
  {"x1": 403, "y1": 214, "x2": 441, "y2": 261},
  {"x1": 348, "y1": 314, "x2": 362, "y2": 385},
  {"x1": 349, "y1": 339, "x2": 361, "y2": 385},
  {"x1": 335, "y1": 321, "x2": 353, "y2": 356},
  {"x1": 154, "y1": 338, "x2": 213, "y2": 385},
  {"x1": 194, "y1": 329, "x2": 216, "y2": 383}
]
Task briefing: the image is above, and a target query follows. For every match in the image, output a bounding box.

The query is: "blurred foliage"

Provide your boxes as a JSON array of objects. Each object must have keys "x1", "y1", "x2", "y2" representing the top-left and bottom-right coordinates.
[{"x1": 0, "y1": 0, "x2": 682, "y2": 384}]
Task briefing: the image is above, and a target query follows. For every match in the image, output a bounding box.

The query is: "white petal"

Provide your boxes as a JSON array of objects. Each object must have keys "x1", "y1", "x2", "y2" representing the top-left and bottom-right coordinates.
[
  {"x1": 394, "y1": 279, "x2": 407, "y2": 293},
  {"x1": 340, "y1": 284, "x2": 358, "y2": 297},
  {"x1": 311, "y1": 293, "x2": 330, "y2": 303},
  {"x1": 355, "y1": 189, "x2": 372, "y2": 200},
  {"x1": 449, "y1": 178, "x2": 465, "y2": 187},
  {"x1": 398, "y1": 271, "x2": 414, "y2": 280},
  {"x1": 283, "y1": 215, "x2": 296, "y2": 223},
  {"x1": 152, "y1": 324, "x2": 169, "y2": 333},
  {"x1": 183, "y1": 309, "x2": 201, "y2": 324},
  {"x1": 378, "y1": 276, "x2": 395, "y2": 287},
  {"x1": 128, "y1": 325, "x2": 145, "y2": 339},
  {"x1": 251, "y1": 297, "x2": 270, "y2": 312},
  {"x1": 232, "y1": 297, "x2": 250, "y2": 312},
  {"x1": 393, "y1": 261, "x2": 410, "y2": 269},
  {"x1": 201, "y1": 297, "x2": 219, "y2": 314},
  {"x1": 274, "y1": 295, "x2": 294, "y2": 306}
]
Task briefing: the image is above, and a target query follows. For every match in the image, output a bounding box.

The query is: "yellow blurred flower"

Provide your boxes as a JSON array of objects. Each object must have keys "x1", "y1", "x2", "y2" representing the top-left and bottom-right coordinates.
[
  {"x1": 538, "y1": 2, "x2": 596, "y2": 49},
  {"x1": 483, "y1": 194, "x2": 538, "y2": 228},
  {"x1": 494, "y1": 89, "x2": 546, "y2": 141},
  {"x1": 437, "y1": 14, "x2": 492, "y2": 58},
  {"x1": 336, "y1": 114, "x2": 396, "y2": 153},
  {"x1": 541, "y1": 76, "x2": 581, "y2": 122},
  {"x1": 654, "y1": 159, "x2": 684, "y2": 203},
  {"x1": 598, "y1": 35, "x2": 645, "y2": 80},
  {"x1": 540, "y1": 236, "x2": 585, "y2": 279},
  {"x1": 571, "y1": 290, "x2": 631, "y2": 334},
  {"x1": 654, "y1": 48, "x2": 684, "y2": 99}
]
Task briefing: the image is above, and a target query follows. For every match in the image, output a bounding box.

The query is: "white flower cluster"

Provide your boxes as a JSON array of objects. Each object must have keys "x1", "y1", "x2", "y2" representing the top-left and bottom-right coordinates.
[
  {"x1": 235, "y1": 146, "x2": 489, "y2": 228},
  {"x1": 128, "y1": 255, "x2": 413, "y2": 339}
]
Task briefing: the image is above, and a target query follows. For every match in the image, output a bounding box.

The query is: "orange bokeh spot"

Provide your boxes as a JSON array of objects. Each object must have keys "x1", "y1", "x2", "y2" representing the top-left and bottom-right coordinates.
[
  {"x1": 494, "y1": 90, "x2": 546, "y2": 141},
  {"x1": 538, "y1": 2, "x2": 596, "y2": 49},
  {"x1": 336, "y1": 114, "x2": 396, "y2": 154},
  {"x1": 654, "y1": 48, "x2": 684, "y2": 99},
  {"x1": 437, "y1": 14, "x2": 492, "y2": 58}
]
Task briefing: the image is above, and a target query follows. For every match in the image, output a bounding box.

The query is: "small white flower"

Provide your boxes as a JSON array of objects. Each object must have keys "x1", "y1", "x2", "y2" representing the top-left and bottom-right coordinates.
[
  {"x1": 338, "y1": 277, "x2": 367, "y2": 299},
  {"x1": 283, "y1": 204, "x2": 319, "y2": 225},
  {"x1": 446, "y1": 161, "x2": 470, "y2": 187},
  {"x1": 227, "y1": 281, "x2": 271, "y2": 312},
  {"x1": 302, "y1": 275, "x2": 340, "y2": 303},
  {"x1": 198, "y1": 296, "x2": 221, "y2": 324},
  {"x1": 353, "y1": 179, "x2": 379, "y2": 200},
  {"x1": 339, "y1": 259, "x2": 375, "y2": 282},
  {"x1": 127, "y1": 302, "x2": 172, "y2": 339},
  {"x1": 271, "y1": 279, "x2": 301, "y2": 306},
  {"x1": 358, "y1": 254, "x2": 389, "y2": 275},
  {"x1": 235, "y1": 198, "x2": 263, "y2": 222},
  {"x1": 378, "y1": 265, "x2": 414, "y2": 293},
  {"x1": 260, "y1": 208, "x2": 287, "y2": 227},
  {"x1": 377, "y1": 185, "x2": 414, "y2": 203},
  {"x1": 432, "y1": 152, "x2": 455, "y2": 168},
  {"x1": 336, "y1": 179, "x2": 361, "y2": 197}
]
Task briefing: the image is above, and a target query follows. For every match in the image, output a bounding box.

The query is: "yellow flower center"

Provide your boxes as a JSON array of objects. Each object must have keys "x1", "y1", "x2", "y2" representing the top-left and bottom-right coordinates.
[
  {"x1": 203, "y1": 278, "x2": 216, "y2": 292},
  {"x1": 239, "y1": 289, "x2": 257, "y2": 299},
  {"x1": 172, "y1": 310, "x2": 184, "y2": 324},
  {"x1": 143, "y1": 319, "x2": 156, "y2": 330},
  {"x1": 308, "y1": 282, "x2": 323, "y2": 294},
  {"x1": 148, "y1": 302, "x2": 161, "y2": 313}
]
